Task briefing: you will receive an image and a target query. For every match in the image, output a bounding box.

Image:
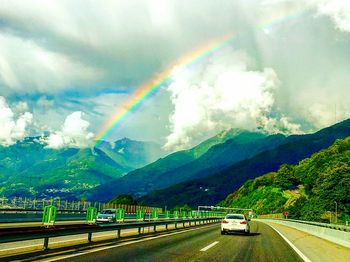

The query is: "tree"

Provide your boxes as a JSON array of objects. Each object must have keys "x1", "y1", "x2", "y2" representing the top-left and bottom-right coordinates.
[{"x1": 109, "y1": 194, "x2": 137, "y2": 205}]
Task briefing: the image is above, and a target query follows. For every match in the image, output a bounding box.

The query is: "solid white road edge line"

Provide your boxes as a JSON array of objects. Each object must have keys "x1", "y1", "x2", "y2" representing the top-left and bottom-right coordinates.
[
  {"x1": 200, "y1": 241, "x2": 219, "y2": 252},
  {"x1": 46, "y1": 224, "x2": 218, "y2": 262},
  {"x1": 265, "y1": 223, "x2": 311, "y2": 262}
]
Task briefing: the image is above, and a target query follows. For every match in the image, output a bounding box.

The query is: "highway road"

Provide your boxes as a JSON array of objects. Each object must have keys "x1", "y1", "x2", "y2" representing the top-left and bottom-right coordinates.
[{"x1": 50, "y1": 221, "x2": 303, "y2": 262}]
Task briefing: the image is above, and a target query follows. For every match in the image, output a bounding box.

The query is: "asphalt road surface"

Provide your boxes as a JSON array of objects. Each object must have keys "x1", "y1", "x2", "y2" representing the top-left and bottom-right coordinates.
[{"x1": 56, "y1": 221, "x2": 303, "y2": 262}]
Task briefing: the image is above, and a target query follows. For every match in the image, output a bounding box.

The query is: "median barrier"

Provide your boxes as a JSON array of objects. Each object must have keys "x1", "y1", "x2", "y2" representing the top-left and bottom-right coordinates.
[
  {"x1": 0, "y1": 217, "x2": 222, "y2": 252},
  {"x1": 260, "y1": 218, "x2": 350, "y2": 248}
]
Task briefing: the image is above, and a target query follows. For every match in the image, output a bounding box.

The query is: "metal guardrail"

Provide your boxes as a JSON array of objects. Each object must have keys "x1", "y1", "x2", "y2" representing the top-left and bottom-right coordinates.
[
  {"x1": 0, "y1": 217, "x2": 222, "y2": 250},
  {"x1": 264, "y1": 218, "x2": 350, "y2": 232},
  {"x1": 0, "y1": 208, "x2": 87, "y2": 213}
]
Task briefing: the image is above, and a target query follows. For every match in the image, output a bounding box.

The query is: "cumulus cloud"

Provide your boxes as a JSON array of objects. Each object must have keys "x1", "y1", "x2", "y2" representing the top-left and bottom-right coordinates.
[
  {"x1": 0, "y1": 33, "x2": 102, "y2": 93},
  {"x1": 37, "y1": 96, "x2": 54, "y2": 108},
  {"x1": 261, "y1": 0, "x2": 350, "y2": 32},
  {"x1": 0, "y1": 0, "x2": 349, "y2": 146},
  {"x1": 293, "y1": 86, "x2": 350, "y2": 129},
  {"x1": 0, "y1": 96, "x2": 33, "y2": 146},
  {"x1": 316, "y1": 0, "x2": 350, "y2": 32},
  {"x1": 14, "y1": 101, "x2": 29, "y2": 113},
  {"x1": 42, "y1": 111, "x2": 94, "y2": 149},
  {"x1": 164, "y1": 51, "x2": 300, "y2": 150}
]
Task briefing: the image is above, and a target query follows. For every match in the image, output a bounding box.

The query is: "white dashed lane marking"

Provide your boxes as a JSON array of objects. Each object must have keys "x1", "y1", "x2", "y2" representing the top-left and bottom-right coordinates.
[{"x1": 200, "y1": 241, "x2": 219, "y2": 252}]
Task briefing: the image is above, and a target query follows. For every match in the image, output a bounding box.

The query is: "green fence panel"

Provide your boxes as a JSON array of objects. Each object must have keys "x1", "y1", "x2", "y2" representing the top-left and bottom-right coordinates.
[
  {"x1": 42, "y1": 205, "x2": 57, "y2": 226},
  {"x1": 191, "y1": 211, "x2": 197, "y2": 218},
  {"x1": 188, "y1": 211, "x2": 193, "y2": 218},
  {"x1": 136, "y1": 210, "x2": 145, "y2": 221},
  {"x1": 173, "y1": 211, "x2": 179, "y2": 219},
  {"x1": 165, "y1": 211, "x2": 170, "y2": 219},
  {"x1": 181, "y1": 211, "x2": 187, "y2": 218},
  {"x1": 86, "y1": 207, "x2": 97, "y2": 224},
  {"x1": 116, "y1": 208, "x2": 125, "y2": 222},
  {"x1": 151, "y1": 209, "x2": 159, "y2": 220}
]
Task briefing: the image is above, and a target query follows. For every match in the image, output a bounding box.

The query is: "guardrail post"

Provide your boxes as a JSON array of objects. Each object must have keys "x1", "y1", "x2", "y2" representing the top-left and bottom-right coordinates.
[
  {"x1": 154, "y1": 225, "x2": 156, "y2": 232},
  {"x1": 175, "y1": 222, "x2": 177, "y2": 229},
  {"x1": 166, "y1": 223, "x2": 168, "y2": 230},
  {"x1": 183, "y1": 222, "x2": 185, "y2": 228},
  {"x1": 43, "y1": 237, "x2": 49, "y2": 250},
  {"x1": 138, "y1": 227, "x2": 141, "y2": 235},
  {"x1": 88, "y1": 232, "x2": 92, "y2": 243},
  {"x1": 117, "y1": 229, "x2": 121, "y2": 238}
]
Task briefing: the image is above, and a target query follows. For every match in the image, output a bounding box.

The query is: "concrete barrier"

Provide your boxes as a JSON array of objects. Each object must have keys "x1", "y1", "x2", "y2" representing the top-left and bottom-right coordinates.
[{"x1": 260, "y1": 219, "x2": 350, "y2": 249}]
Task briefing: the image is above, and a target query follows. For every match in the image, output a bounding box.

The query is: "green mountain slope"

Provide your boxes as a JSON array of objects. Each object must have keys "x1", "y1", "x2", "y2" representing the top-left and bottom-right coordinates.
[
  {"x1": 0, "y1": 137, "x2": 166, "y2": 199},
  {"x1": 90, "y1": 130, "x2": 287, "y2": 201},
  {"x1": 220, "y1": 137, "x2": 350, "y2": 222},
  {"x1": 137, "y1": 119, "x2": 350, "y2": 208}
]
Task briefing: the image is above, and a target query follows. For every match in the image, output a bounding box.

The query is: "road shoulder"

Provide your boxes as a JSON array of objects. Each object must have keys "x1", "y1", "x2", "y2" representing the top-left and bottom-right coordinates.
[{"x1": 262, "y1": 221, "x2": 350, "y2": 262}]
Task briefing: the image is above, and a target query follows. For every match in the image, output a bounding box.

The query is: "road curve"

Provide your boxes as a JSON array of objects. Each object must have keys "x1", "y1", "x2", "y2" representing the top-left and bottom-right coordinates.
[{"x1": 55, "y1": 221, "x2": 303, "y2": 262}]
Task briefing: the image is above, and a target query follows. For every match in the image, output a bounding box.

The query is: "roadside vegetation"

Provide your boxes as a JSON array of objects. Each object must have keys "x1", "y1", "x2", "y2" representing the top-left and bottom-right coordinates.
[
  {"x1": 109, "y1": 194, "x2": 137, "y2": 205},
  {"x1": 220, "y1": 137, "x2": 350, "y2": 223}
]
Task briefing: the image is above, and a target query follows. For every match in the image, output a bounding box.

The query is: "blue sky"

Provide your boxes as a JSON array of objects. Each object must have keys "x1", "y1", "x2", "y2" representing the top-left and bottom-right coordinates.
[{"x1": 0, "y1": 0, "x2": 350, "y2": 150}]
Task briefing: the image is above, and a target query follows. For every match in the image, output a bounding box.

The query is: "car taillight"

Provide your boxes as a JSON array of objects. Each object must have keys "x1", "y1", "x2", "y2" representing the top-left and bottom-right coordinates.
[
  {"x1": 240, "y1": 221, "x2": 247, "y2": 224},
  {"x1": 222, "y1": 220, "x2": 229, "y2": 224}
]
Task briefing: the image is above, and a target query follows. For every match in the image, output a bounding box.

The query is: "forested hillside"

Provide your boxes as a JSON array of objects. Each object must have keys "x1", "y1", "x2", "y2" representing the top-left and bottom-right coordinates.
[{"x1": 220, "y1": 137, "x2": 350, "y2": 222}]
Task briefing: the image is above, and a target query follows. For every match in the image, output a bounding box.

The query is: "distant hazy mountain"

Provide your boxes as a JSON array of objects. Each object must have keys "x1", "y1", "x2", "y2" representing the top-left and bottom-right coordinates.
[
  {"x1": 0, "y1": 137, "x2": 166, "y2": 199},
  {"x1": 96, "y1": 137, "x2": 167, "y2": 171},
  {"x1": 89, "y1": 129, "x2": 287, "y2": 201},
  {"x1": 137, "y1": 119, "x2": 350, "y2": 208}
]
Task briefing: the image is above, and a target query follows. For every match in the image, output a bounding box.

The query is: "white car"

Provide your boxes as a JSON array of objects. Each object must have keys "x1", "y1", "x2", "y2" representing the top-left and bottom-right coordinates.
[
  {"x1": 96, "y1": 209, "x2": 117, "y2": 223},
  {"x1": 221, "y1": 213, "x2": 250, "y2": 235}
]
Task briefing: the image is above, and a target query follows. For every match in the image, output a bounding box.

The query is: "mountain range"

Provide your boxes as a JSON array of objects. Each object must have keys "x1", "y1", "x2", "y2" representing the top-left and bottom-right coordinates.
[
  {"x1": 87, "y1": 129, "x2": 286, "y2": 201},
  {"x1": 137, "y1": 119, "x2": 350, "y2": 208},
  {"x1": 2, "y1": 119, "x2": 350, "y2": 206},
  {"x1": 0, "y1": 137, "x2": 166, "y2": 198}
]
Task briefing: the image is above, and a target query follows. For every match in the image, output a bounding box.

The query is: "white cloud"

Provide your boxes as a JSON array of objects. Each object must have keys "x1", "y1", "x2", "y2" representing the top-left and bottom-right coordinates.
[
  {"x1": 261, "y1": 0, "x2": 350, "y2": 32},
  {"x1": 37, "y1": 96, "x2": 54, "y2": 108},
  {"x1": 14, "y1": 101, "x2": 29, "y2": 113},
  {"x1": 43, "y1": 111, "x2": 94, "y2": 149},
  {"x1": 316, "y1": 0, "x2": 350, "y2": 32},
  {"x1": 0, "y1": 0, "x2": 349, "y2": 145},
  {"x1": 0, "y1": 96, "x2": 33, "y2": 146},
  {"x1": 164, "y1": 51, "x2": 300, "y2": 150},
  {"x1": 0, "y1": 34, "x2": 102, "y2": 93},
  {"x1": 293, "y1": 87, "x2": 350, "y2": 129}
]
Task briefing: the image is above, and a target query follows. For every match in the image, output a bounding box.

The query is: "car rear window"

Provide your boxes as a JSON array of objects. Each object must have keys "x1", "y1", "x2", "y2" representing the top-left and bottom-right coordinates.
[
  {"x1": 226, "y1": 215, "x2": 244, "y2": 219},
  {"x1": 100, "y1": 210, "x2": 115, "y2": 214}
]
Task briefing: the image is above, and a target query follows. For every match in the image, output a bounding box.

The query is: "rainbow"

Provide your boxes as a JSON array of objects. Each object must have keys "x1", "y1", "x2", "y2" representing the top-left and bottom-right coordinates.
[
  {"x1": 95, "y1": 33, "x2": 235, "y2": 146},
  {"x1": 95, "y1": 8, "x2": 311, "y2": 146}
]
